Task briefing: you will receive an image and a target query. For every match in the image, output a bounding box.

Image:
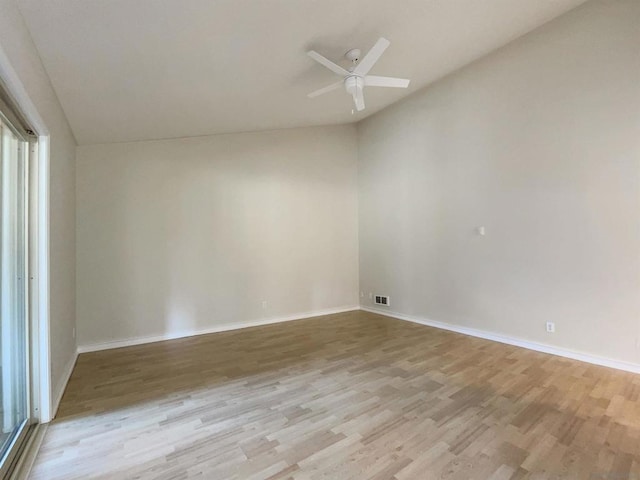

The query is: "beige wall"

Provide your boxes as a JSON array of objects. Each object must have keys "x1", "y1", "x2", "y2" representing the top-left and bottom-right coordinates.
[
  {"x1": 0, "y1": 0, "x2": 77, "y2": 414},
  {"x1": 76, "y1": 126, "x2": 359, "y2": 348},
  {"x1": 358, "y1": 0, "x2": 640, "y2": 364}
]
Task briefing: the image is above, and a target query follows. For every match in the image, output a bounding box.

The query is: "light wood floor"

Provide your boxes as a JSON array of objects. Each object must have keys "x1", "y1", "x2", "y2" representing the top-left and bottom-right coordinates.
[{"x1": 30, "y1": 311, "x2": 640, "y2": 479}]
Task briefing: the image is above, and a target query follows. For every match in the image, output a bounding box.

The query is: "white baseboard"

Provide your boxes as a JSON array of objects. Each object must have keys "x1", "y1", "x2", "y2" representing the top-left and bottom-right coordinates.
[
  {"x1": 77, "y1": 306, "x2": 360, "y2": 354},
  {"x1": 361, "y1": 306, "x2": 640, "y2": 375},
  {"x1": 51, "y1": 350, "x2": 78, "y2": 420}
]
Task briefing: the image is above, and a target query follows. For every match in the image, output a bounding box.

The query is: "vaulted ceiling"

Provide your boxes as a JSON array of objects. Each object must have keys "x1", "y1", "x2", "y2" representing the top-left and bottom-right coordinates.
[{"x1": 17, "y1": 0, "x2": 586, "y2": 145}]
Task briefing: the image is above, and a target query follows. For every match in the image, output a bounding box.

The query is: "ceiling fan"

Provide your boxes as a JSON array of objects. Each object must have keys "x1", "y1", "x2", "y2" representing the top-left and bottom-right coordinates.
[{"x1": 306, "y1": 37, "x2": 410, "y2": 112}]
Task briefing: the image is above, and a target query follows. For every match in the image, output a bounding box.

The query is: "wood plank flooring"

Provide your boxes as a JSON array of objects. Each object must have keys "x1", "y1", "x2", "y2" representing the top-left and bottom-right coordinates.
[{"x1": 30, "y1": 311, "x2": 640, "y2": 479}]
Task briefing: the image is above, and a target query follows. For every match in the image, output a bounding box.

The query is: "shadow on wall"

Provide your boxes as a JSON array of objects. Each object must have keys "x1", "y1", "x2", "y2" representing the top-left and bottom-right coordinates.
[{"x1": 82, "y1": 133, "x2": 356, "y2": 346}]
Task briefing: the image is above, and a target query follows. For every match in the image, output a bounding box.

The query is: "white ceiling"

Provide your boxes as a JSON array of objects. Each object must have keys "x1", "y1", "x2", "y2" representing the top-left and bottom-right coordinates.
[{"x1": 17, "y1": 0, "x2": 586, "y2": 145}]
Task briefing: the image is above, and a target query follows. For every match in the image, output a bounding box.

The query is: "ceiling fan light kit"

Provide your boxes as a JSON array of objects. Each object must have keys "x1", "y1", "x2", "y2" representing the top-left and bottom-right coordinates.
[{"x1": 307, "y1": 37, "x2": 410, "y2": 112}]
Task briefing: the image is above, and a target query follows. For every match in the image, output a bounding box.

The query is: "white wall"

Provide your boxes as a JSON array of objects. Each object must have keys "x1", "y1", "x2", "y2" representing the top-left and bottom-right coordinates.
[
  {"x1": 0, "y1": 0, "x2": 77, "y2": 417},
  {"x1": 358, "y1": 0, "x2": 640, "y2": 365},
  {"x1": 76, "y1": 126, "x2": 359, "y2": 348}
]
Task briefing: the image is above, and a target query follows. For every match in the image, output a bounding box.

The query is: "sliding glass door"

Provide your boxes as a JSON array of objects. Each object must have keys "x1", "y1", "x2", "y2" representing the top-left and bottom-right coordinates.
[{"x1": 0, "y1": 112, "x2": 31, "y2": 475}]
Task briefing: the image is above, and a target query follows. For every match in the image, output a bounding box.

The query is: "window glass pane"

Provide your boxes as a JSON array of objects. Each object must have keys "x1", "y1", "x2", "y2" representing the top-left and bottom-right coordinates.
[{"x1": 0, "y1": 118, "x2": 29, "y2": 465}]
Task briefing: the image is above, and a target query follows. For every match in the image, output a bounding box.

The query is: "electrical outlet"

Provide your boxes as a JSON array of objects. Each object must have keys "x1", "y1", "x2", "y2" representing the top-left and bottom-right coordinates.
[
  {"x1": 261, "y1": 300, "x2": 268, "y2": 309},
  {"x1": 72, "y1": 327, "x2": 76, "y2": 339},
  {"x1": 546, "y1": 322, "x2": 555, "y2": 333},
  {"x1": 360, "y1": 291, "x2": 364, "y2": 298}
]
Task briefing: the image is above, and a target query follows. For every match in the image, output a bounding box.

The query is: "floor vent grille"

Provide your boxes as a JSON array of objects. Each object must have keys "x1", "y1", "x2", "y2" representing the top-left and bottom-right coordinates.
[{"x1": 374, "y1": 295, "x2": 390, "y2": 306}]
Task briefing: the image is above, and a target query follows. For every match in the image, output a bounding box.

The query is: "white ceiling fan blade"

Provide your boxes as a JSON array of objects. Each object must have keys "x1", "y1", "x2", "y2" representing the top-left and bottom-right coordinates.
[
  {"x1": 353, "y1": 88, "x2": 365, "y2": 111},
  {"x1": 364, "y1": 75, "x2": 410, "y2": 88},
  {"x1": 307, "y1": 50, "x2": 349, "y2": 77},
  {"x1": 353, "y1": 37, "x2": 390, "y2": 76},
  {"x1": 307, "y1": 81, "x2": 343, "y2": 98}
]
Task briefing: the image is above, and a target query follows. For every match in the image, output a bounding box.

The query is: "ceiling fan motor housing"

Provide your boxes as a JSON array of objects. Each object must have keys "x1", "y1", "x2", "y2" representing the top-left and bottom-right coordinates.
[{"x1": 344, "y1": 76, "x2": 364, "y2": 94}]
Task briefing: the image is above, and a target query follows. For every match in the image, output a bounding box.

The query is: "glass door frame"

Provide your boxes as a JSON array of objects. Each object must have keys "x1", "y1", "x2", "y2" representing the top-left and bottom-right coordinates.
[
  {"x1": 0, "y1": 48, "x2": 53, "y2": 477},
  {"x1": 0, "y1": 109, "x2": 36, "y2": 479}
]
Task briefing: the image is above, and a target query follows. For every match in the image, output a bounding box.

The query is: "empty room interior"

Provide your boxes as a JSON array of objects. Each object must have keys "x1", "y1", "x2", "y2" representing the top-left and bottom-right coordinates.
[{"x1": 0, "y1": 0, "x2": 639, "y2": 478}]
